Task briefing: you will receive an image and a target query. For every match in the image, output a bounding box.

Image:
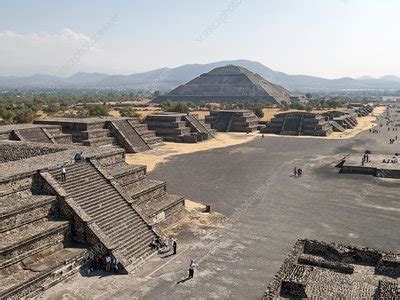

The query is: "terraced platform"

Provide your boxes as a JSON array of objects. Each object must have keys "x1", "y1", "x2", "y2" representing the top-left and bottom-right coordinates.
[{"x1": 264, "y1": 239, "x2": 400, "y2": 299}]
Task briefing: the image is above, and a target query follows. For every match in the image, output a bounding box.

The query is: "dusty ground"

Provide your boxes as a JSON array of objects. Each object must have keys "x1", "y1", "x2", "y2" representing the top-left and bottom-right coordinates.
[
  {"x1": 126, "y1": 132, "x2": 258, "y2": 172},
  {"x1": 39, "y1": 106, "x2": 399, "y2": 299}
]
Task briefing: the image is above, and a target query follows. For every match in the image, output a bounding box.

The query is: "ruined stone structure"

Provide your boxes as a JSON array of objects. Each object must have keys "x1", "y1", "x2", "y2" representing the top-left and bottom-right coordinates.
[
  {"x1": 154, "y1": 65, "x2": 293, "y2": 105},
  {"x1": 348, "y1": 104, "x2": 374, "y2": 117},
  {"x1": 145, "y1": 113, "x2": 215, "y2": 143},
  {"x1": 261, "y1": 112, "x2": 333, "y2": 136},
  {"x1": 205, "y1": 110, "x2": 258, "y2": 132},
  {"x1": 0, "y1": 123, "x2": 73, "y2": 145},
  {"x1": 264, "y1": 239, "x2": 400, "y2": 299},
  {"x1": 322, "y1": 110, "x2": 358, "y2": 132},
  {"x1": 339, "y1": 153, "x2": 400, "y2": 179},
  {"x1": 34, "y1": 117, "x2": 163, "y2": 153},
  {"x1": 0, "y1": 141, "x2": 184, "y2": 298}
]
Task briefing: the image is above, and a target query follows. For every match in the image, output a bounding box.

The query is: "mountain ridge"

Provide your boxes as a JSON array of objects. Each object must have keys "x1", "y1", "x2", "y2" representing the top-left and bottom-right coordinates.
[{"x1": 1, "y1": 59, "x2": 399, "y2": 91}]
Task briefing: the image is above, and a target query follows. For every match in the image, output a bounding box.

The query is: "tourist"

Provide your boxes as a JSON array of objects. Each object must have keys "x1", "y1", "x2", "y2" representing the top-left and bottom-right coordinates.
[
  {"x1": 112, "y1": 257, "x2": 119, "y2": 273},
  {"x1": 150, "y1": 238, "x2": 158, "y2": 250},
  {"x1": 298, "y1": 168, "x2": 303, "y2": 177},
  {"x1": 293, "y1": 167, "x2": 298, "y2": 177},
  {"x1": 60, "y1": 166, "x2": 66, "y2": 182},
  {"x1": 172, "y1": 239, "x2": 177, "y2": 255},
  {"x1": 105, "y1": 255, "x2": 112, "y2": 272},
  {"x1": 74, "y1": 151, "x2": 85, "y2": 162},
  {"x1": 188, "y1": 260, "x2": 196, "y2": 278}
]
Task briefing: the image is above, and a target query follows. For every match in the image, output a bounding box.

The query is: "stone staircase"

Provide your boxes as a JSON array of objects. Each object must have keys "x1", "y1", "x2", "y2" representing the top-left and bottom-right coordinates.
[
  {"x1": 110, "y1": 120, "x2": 151, "y2": 152},
  {"x1": 330, "y1": 121, "x2": 346, "y2": 132},
  {"x1": 183, "y1": 114, "x2": 215, "y2": 139},
  {"x1": 216, "y1": 112, "x2": 234, "y2": 132},
  {"x1": 126, "y1": 120, "x2": 163, "y2": 147},
  {"x1": 0, "y1": 175, "x2": 88, "y2": 299},
  {"x1": 45, "y1": 127, "x2": 73, "y2": 144},
  {"x1": 16, "y1": 127, "x2": 53, "y2": 144},
  {"x1": 48, "y1": 161, "x2": 158, "y2": 269},
  {"x1": 100, "y1": 157, "x2": 185, "y2": 225}
]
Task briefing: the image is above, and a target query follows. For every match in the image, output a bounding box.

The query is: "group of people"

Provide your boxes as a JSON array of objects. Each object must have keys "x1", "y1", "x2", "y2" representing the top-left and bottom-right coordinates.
[
  {"x1": 361, "y1": 153, "x2": 370, "y2": 166},
  {"x1": 74, "y1": 151, "x2": 85, "y2": 162},
  {"x1": 293, "y1": 167, "x2": 303, "y2": 177},
  {"x1": 150, "y1": 236, "x2": 177, "y2": 255},
  {"x1": 86, "y1": 254, "x2": 120, "y2": 275},
  {"x1": 382, "y1": 157, "x2": 398, "y2": 164},
  {"x1": 59, "y1": 152, "x2": 87, "y2": 182}
]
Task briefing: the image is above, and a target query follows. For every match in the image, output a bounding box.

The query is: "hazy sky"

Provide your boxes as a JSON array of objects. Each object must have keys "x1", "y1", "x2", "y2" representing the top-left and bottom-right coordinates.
[{"x1": 1, "y1": 0, "x2": 399, "y2": 78}]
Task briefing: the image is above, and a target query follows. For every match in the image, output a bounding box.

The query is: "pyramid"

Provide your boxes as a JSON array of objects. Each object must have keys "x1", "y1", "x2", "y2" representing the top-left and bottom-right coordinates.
[{"x1": 154, "y1": 65, "x2": 293, "y2": 105}]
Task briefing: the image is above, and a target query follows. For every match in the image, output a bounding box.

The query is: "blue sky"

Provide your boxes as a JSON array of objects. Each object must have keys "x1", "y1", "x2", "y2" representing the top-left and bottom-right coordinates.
[{"x1": 1, "y1": 0, "x2": 399, "y2": 78}]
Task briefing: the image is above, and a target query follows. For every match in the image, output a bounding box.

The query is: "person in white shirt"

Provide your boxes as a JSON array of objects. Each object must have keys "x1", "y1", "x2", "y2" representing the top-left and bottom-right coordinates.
[{"x1": 60, "y1": 166, "x2": 66, "y2": 182}]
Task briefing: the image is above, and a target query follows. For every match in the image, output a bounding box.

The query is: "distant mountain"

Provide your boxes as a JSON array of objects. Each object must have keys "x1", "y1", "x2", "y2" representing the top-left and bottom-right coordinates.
[
  {"x1": 1, "y1": 59, "x2": 400, "y2": 91},
  {"x1": 379, "y1": 75, "x2": 400, "y2": 82}
]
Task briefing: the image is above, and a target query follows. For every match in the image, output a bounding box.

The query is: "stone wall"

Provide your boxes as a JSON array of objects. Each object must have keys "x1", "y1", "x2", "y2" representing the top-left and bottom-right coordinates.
[{"x1": 0, "y1": 143, "x2": 66, "y2": 163}]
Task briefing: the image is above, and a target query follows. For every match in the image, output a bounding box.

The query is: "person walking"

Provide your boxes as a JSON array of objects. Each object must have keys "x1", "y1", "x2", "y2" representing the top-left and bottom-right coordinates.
[
  {"x1": 293, "y1": 167, "x2": 298, "y2": 177},
  {"x1": 60, "y1": 166, "x2": 66, "y2": 182},
  {"x1": 188, "y1": 260, "x2": 196, "y2": 278},
  {"x1": 172, "y1": 239, "x2": 177, "y2": 255}
]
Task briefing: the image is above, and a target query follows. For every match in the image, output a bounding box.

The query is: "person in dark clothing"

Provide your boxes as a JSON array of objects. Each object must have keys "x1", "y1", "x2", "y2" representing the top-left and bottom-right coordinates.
[
  {"x1": 188, "y1": 260, "x2": 195, "y2": 278},
  {"x1": 172, "y1": 239, "x2": 177, "y2": 255}
]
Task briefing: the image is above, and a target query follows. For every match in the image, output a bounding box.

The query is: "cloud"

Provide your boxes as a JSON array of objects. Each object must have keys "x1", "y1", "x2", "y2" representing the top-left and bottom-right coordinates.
[{"x1": 0, "y1": 29, "x2": 98, "y2": 76}]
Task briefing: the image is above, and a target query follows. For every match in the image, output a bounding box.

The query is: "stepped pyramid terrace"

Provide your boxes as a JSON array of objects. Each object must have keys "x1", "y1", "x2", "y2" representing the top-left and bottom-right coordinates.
[
  {"x1": 0, "y1": 140, "x2": 184, "y2": 298},
  {"x1": 154, "y1": 65, "x2": 293, "y2": 105},
  {"x1": 205, "y1": 110, "x2": 259, "y2": 132},
  {"x1": 261, "y1": 112, "x2": 333, "y2": 136},
  {"x1": 264, "y1": 239, "x2": 400, "y2": 299},
  {"x1": 29, "y1": 117, "x2": 163, "y2": 153},
  {"x1": 145, "y1": 113, "x2": 215, "y2": 143}
]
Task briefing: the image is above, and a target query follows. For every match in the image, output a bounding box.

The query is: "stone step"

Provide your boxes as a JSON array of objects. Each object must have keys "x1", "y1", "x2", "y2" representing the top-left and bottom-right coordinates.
[
  {"x1": 76, "y1": 189, "x2": 121, "y2": 207},
  {"x1": 97, "y1": 209, "x2": 140, "y2": 229},
  {"x1": 0, "y1": 245, "x2": 87, "y2": 299},
  {"x1": 85, "y1": 196, "x2": 128, "y2": 217},
  {"x1": 60, "y1": 173, "x2": 106, "y2": 187},
  {"x1": 101, "y1": 212, "x2": 143, "y2": 232},
  {"x1": 82, "y1": 136, "x2": 115, "y2": 147},
  {"x1": 65, "y1": 184, "x2": 114, "y2": 201},
  {"x1": 122, "y1": 231, "x2": 154, "y2": 258},
  {"x1": 113, "y1": 220, "x2": 147, "y2": 244},
  {"x1": 87, "y1": 200, "x2": 132, "y2": 222},
  {"x1": 0, "y1": 219, "x2": 69, "y2": 269},
  {"x1": 145, "y1": 136, "x2": 164, "y2": 145},
  {"x1": 122, "y1": 229, "x2": 155, "y2": 258},
  {"x1": 0, "y1": 195, "x2": 57, "y2": 233},
  {"x1": 108, "y1": 217, "x2": 145, "y2": 239},
  {"x1": 130, "y1": 239, "x2": 156, "y2": 260},
  {"x1": 108, "y1": 164, "x2": 146, "y2": 179}
]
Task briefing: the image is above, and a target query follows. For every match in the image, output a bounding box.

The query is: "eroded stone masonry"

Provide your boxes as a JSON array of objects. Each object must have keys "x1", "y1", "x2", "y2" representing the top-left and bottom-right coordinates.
[
  {"x1": 0, "y1": 140, "x2": 184, "y2": 298},
  {"x1": 145, "y1": 113, "x2": 215, "y2": 143},
  {"x1": 0, "y1": 117, "x2": 163, "y2": 153},
  {"x1": 205, "y1": 109, "x2": 259, "y2": 132},
  {"x1": 264, "y1": 239, "x2": 400, "y2": 299}
]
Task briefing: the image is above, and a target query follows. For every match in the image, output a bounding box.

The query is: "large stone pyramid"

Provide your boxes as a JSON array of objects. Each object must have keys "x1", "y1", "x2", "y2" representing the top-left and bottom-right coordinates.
[{"x1": 154, "y1": 65, "x2": 293, "y2": 105}]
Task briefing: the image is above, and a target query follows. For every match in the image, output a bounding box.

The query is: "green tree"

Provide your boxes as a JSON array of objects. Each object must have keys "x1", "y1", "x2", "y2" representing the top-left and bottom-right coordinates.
[
  {"x1": 87, "y1": 104, "x2": 109, "y2": 116},
  {"x1": 119, "y1": 107, "x2": 140, "y2": 118}
]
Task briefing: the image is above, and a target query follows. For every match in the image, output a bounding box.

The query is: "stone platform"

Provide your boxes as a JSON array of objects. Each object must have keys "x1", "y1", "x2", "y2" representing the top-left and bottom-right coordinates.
[
  {"x1": 33, "y1": 117, "x2": 163, "y2": 153},
  {"x1": 339, "y1": 153, "x2": 400, "y2": 178},
  {"x1": 264, "y1": 239, "x2": 399, "y2": 299},
  {"x1": 0, "y1": 140, "x2": 184, "y2": 298},
  {"x1": 261, "y1": 112, "x2": 333, "y2": 136},
  {"x1": 205, "y1": 109, "x2": 258, "y2": 132},
  {"x1": 145, "y1": 113, "x2": 215, "y2": 143}
]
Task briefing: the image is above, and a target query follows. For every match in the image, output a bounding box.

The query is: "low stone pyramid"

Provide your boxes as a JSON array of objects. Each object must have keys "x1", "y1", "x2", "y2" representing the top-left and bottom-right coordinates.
[{"x1": 154, "y1": 65, "x2": 293, "y2": 105}]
